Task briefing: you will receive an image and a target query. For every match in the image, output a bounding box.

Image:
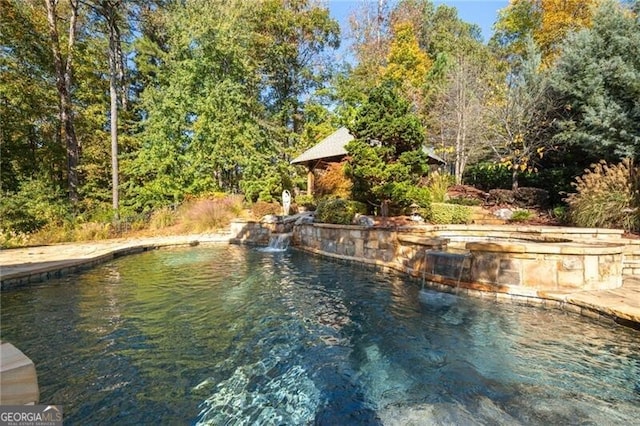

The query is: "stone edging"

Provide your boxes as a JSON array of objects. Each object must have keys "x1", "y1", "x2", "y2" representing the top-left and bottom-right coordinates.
[{"x1": 293, "y1": 245, "x2": 638, "y2": 329}]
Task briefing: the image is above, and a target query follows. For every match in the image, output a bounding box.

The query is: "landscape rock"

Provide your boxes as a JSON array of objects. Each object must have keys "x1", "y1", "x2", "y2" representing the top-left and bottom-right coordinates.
[
  {"x1": 355, "y1": 214, "x2": 375, "y2": 227},
  {"x1": 493, "y1": 208, "x2": 514, "y2": 220}
]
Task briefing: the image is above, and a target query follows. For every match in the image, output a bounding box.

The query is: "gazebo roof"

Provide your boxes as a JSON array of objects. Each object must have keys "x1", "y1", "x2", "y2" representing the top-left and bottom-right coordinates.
[
  {"x1": 291, "y1": 126, "x2": 446, "y2": 167},
  {"x1": 291, "y1": 127, "x2": 353, "y2": 166}
]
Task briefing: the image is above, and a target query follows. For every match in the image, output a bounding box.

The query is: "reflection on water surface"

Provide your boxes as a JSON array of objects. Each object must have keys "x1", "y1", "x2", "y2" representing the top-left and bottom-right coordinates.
[{"x1": 1, "y1": 246, "x2": 638, "y2": 425}]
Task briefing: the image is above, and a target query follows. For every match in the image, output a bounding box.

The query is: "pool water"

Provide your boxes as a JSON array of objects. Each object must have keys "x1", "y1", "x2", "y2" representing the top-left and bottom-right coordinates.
[{"x1": 1, "y1": 245, "x2": 638, "y2": 425}]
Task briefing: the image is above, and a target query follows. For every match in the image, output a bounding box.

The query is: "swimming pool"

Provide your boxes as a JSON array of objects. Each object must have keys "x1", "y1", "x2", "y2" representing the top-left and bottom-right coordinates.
[{"x1": 1, "y1": 245, "x2": 638, "y2": 424}]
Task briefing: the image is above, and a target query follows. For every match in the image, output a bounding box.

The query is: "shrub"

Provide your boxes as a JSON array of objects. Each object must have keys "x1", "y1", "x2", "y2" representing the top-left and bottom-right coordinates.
[
  {"x1": 315, "y1": 199, "x2": 367, "y2": 225},
  {"x1": 406, "y1": 186, "x2": 431, "y2": 208},
  {"x1": 510, "y1": 209, "x2": 533, "y2": 222},
  {"x1": 0, "y1": 178, "x2": 70, "y2": 234},
  {"x1": 464, "y1": 162, "x2": 512, "y2": 190},
  {"x1": 180, "y1": 195, "x2": 245, "y2": 232},
  {"x1": 0, "y1": 230, "x2": 30, "y2": 249},
  {"x1": 447, "y1": 197, "x2": 483, "y2": 206},
  {"x1": 565, "y1": 159, "x2": 640, "y2": 231},
  {"x1": 27, "y1": 224, "x2": 74, "y2": 246},
  {"x1": 315, "y1": 161, "x2": 353, "y2": 199},
  {"x1": 295, "y1": 194, "x2": 316, "y2": 210},
  {"x1": 428, "y1": 203, "x2": 472, "y2": 224},
  {"x1": 251, "y1": 200, "x2": 281, "y2": 219},
  {"x1": 551, "y1": 205, "x2": 568, "y2": 223},
  {"x1": 73, "y1": 222, "x2": 113, "y2": 241},
  {"x1": 149, "y1": 207, "x2": 177, "y2": 230},
  {"x1": 426, "y1": 171, "x2": 454, "y2": 203}
]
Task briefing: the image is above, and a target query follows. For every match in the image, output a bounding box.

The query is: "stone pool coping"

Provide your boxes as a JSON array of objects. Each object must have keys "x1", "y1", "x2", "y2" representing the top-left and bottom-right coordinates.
[
  {"x1": 1, "y1": 230, "x2": 638, "y2": 329},
  {"x1": 0, "y1": 233, "x2": 232, "y2": 290}
]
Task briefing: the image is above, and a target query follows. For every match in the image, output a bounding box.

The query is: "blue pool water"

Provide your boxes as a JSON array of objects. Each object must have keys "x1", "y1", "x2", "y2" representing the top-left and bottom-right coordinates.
[{"x1": 1, "y1": 245, "x2": 639, "y2": 425}]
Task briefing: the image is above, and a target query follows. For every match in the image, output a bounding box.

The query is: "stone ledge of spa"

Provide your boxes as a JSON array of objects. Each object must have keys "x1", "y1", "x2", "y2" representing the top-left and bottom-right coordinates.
[
  {"x1": 466, "y1": 240, "x2": 624, "y2": 255},
  {"x1": 396, "y1": 234, "x2": 448, "y2": 247}
]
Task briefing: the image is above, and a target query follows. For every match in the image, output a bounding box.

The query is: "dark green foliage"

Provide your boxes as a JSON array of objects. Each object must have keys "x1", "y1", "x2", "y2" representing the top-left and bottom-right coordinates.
[
  {"x1": 464, "y1": 163, "x2": 513, "y2": 190},
  {"x1": 550, "y1": 0, "x2": 640, "y2": 159},
  {"x1": 315, "y1": 199, "x2": 367, "y2": 225},
  {"x1": 352, "y1": 83, "x2": 425, "y2": 156},
  {"x1": 0, "y1": 178, "x2": 70, "y2": 234},
  {"x1": 447, "y1": 197, "x2": 482, "y2": 206},
  {"x1": 346, "y1": 83, "x2": 429, "y2": 211},
  {"x1": 428, "y1": 203, "x2": 472, "y2": 224}
]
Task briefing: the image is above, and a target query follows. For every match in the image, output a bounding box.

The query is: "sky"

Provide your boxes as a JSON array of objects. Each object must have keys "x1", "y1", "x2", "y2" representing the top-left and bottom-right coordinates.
[{"x1": 327, "y1": 0, "x2": 510, "y2": 45}]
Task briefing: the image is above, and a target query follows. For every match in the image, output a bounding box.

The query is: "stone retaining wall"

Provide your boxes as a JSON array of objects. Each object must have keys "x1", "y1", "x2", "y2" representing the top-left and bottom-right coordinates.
[{"x1": 293, "y1": 224, "x2": 626, "y2": 296}]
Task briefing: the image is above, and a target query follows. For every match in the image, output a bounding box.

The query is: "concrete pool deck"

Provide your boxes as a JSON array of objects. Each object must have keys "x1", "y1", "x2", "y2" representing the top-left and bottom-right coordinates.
[{"x1": 0, "y1": 233, "x2": 638, "y2": 329}]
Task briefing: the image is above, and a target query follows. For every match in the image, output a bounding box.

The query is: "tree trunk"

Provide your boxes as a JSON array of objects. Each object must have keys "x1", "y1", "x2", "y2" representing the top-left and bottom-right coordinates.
[
  {"x1": 107, "y1": 10, "x2": 120, "y2": 218},
  {"x1": 512, "y1": 167, "x2": 519, "y2": 191},
  {"x1": 45, "y1": 0, "x2": 80, "y2": 204}
]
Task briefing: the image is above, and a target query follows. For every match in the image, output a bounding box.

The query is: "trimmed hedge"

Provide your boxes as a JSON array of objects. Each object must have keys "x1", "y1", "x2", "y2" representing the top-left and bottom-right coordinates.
[
  {"x1": 428, "y1": 203, "x2": 472, "y2": 224},
  {"x1": 315, "y1": 199, "x2": 368, "y2": 225}
]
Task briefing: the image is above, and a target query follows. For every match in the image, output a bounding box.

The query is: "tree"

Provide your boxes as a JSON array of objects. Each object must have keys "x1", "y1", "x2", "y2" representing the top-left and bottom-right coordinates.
[
  {"x1": 488, "y1": 38, "x2": 555, "y2": 190},
  {"x1": 345, "y1": 83, "x2": 429, "y2": 213},
  {"x1": 492, "y1": 0, "x2": 599, "y2": 66},
  {"x1": 348, "y1": 0, "x2": 391, "y2": 89},
  {"x1": 44, "y1": 0, "x2": 80, "y2": 203},
  {"x1": 383, "y1": 21, "x2": 430, "y2": 88},
  {"x1": 550, "y1": 0, "x2": 640, "y2": 160},
  {"x1": 432, "y1": 52, "x2": 494, "y2": 184},
  {"x1": 387, "y1": 2, "x2": 492, "y2": 185},
  {"x1": 1, "y1": 0, "x2": 63, "y2": 193},
  {"x1": 88, "y1": 0, "x2": 127, "y2": 217}
]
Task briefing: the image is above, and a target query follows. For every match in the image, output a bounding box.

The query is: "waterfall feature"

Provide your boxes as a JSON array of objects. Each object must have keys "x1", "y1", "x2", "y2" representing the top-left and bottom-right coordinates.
[{"x1": 260, "y1": 233, "x2": 292, "y2": 252}]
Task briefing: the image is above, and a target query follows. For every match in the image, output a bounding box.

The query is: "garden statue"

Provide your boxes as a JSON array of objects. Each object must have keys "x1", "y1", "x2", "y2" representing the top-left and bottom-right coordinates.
[{"x1": 282, "y1": 190, "x2": 291, "y2": 216}]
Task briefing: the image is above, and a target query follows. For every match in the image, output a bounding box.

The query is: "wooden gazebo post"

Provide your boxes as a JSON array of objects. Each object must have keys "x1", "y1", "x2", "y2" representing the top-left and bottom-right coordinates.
[{"x1": 307, "y1": 166, "x2": 315, "y2": 196}]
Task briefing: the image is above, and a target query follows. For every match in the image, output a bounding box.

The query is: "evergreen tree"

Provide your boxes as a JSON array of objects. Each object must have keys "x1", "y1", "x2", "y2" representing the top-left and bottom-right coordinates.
[
  {"x1": 550, "y1": 0, "x2": 640, "y2": 159},
  {"x1": 346, "y1": 83, "x2": 429, "y2": 213}
]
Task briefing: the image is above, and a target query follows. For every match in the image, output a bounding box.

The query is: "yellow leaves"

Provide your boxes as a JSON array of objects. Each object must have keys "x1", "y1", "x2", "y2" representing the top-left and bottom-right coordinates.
[
  {"x1": 383, "y1": 21, "x2": 431, "y2": 89},
  {"x1": 536, "y1": 0, "x2": 599, "y2": 65}
]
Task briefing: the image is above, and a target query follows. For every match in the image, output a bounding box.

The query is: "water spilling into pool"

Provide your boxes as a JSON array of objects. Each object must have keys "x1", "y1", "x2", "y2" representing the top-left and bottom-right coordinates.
[{"x1": 1, "y1": 245, "x2": 638, "y2": 425}]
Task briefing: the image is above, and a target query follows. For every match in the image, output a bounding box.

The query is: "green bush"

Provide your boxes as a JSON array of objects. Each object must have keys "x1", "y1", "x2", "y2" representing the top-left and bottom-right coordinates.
[
  {"x1": 295, "y1": 194, "x2": 316, "y2": 210},
  {"x1": 428, "y1": 203, "x2": 472, "y2": 224},
  {"x1": 510, "y1": 209, "x2": 533, "y2": 222},
  {"x1": 551, "y1": 205, "x2": 569, "y2": 223},
  {"x1": 464, "y1": 163, "x2": 512, "y2": 190},
  {"x1": 0, "y1": 178, "x2": 70, "y2": 234},
  {"x1": 406, "y1": 186, "x2": 431, "y2": 208},
  {"x1": 315, "y1": 199, "x2": 367, "y2": 225},
  {"x1": 566, "y1": 159, "x2": 640, "y2": 231}
]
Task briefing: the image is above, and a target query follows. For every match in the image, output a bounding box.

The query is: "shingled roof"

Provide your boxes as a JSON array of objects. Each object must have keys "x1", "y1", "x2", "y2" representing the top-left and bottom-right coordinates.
[
  {"x1": 291, "y1": 126, "x2": 446, "y2": 166},
  {"x1": 291, "y1": 127, "x2": 353, "y2": 166}
]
